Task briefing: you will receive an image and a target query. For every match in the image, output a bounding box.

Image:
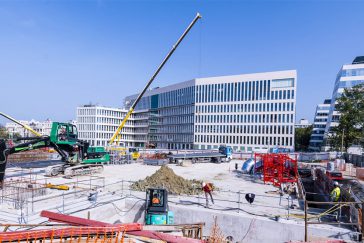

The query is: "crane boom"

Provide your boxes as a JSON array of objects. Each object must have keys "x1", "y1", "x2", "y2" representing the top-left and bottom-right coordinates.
[
  {"x1": 0, "y1": 112, "x2": 42, "y2": 137},
  {"x1": 109, "y1": 12, "x2": 202, "y2": 145}
]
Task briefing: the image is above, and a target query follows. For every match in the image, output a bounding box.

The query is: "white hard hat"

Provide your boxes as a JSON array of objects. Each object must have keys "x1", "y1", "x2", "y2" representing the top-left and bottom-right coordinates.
[
  {"x1": 334, "y1": 181, "x2": 339, "y2": 186},
  {"x1": 202, "y1": 182, "x2": 206, "y2": 187}
]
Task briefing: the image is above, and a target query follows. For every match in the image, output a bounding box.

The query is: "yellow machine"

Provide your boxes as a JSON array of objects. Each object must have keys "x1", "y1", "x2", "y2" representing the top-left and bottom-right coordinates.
[{"x1": 46, "y1": 183, "x2": 70, "y2": 191}]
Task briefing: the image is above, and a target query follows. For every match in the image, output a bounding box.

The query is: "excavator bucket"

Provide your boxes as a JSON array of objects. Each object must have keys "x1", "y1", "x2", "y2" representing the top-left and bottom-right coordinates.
[{"x1": 0, "y1": 139, "x2": 8, "y2": 187}]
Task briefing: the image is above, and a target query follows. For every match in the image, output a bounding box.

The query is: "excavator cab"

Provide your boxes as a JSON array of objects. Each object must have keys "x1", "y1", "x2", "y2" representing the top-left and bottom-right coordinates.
[
  {"x1": 50, "y1": 123, "x2": 78, "y2": 144},
  {"x1": 145, "y1": 188, "x2": 174, "y2": 225}
]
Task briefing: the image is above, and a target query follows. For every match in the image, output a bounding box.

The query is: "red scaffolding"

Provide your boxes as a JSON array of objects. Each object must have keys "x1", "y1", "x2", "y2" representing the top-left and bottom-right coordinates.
[{"x1": 254, "y1": 153, "x2": 298, "y2": 187}]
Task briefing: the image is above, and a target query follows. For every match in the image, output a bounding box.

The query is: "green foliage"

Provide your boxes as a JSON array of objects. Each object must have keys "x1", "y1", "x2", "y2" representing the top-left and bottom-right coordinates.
[
  {"x1": 329, "y1": 84, "x2": 364, "y2": 151},
  {"x1": 295, "y1": 125, "x2": 313, "y2": 151},
  {"x1": 0, "y1": 125, "x2": 8, "y2": 139}
]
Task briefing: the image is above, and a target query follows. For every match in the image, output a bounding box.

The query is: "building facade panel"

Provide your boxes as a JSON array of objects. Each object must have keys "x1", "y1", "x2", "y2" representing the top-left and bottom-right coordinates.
[
  {"x1": 309, "y1": 99, "x2": 331, "y2": 151},
  {"x1": 194, "y1": 71, "x2": 297, "y2": 151},
  {"x1": 323, "y1": 57, "x2": 364, "y2": 150},
  {"x1": 79, "y1": 71, "x2": 297, "y2": 151},
  {"x1": 77, "y1": 106, "x2": 148, "y2": 147}
]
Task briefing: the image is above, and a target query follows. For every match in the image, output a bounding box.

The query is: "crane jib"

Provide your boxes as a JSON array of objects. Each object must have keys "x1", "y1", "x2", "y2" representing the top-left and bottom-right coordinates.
[{"x1": 109, "y1": 13, "x2": 202, "y2": 145}]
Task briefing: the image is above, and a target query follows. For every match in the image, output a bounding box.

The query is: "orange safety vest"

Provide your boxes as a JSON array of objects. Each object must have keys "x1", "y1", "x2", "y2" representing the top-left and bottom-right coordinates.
[{"x1": 152, "y1": 197, "x2": 160, "y2": 204}]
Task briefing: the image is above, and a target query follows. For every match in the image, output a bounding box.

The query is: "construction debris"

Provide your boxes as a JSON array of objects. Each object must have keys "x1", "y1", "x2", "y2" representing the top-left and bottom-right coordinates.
[{"x1": 130, "y1": 166, "x2": 202, "y2": 195}]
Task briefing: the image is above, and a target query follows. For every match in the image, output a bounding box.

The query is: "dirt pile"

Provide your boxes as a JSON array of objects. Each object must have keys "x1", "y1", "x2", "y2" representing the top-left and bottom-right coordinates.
[{"x1": 130, "y1": 165, "x2": 202, "y2": 195}]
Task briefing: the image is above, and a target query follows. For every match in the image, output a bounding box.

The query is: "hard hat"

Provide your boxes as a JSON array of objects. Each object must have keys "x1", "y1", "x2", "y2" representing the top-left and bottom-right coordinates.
[
  {"x1": 334, "y1": 181, "x2": 339, "y2": 186},
  {"x1": 202, "y1": 182, "x2": 206, "y2": 187}
]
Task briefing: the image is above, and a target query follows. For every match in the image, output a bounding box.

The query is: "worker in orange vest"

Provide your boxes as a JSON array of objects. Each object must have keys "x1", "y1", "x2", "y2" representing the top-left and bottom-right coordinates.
[
  {"x1": 152, "y1": 192, "x2": 160, "y2": 204},
  {"x1": 202, "y1": 182, "x2": 214, "y2": 207}
]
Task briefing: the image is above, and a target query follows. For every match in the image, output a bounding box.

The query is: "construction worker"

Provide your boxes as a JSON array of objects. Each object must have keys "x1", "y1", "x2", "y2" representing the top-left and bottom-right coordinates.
[
  {"x1": 59, "y1": 127, "x2": 67, "y2": 141},
  {"x1": 330, "y1": 181, "x2": 341, "y2": 221},
  {"x1": 152, "y1": 192, "x2": 160, "y2": 204},
  {"x1": 202, "y1": 182, "x2": 214, "y2": 207},
  {"x1": 330, "y1": 181, "x2": 341, "y2": 202}
]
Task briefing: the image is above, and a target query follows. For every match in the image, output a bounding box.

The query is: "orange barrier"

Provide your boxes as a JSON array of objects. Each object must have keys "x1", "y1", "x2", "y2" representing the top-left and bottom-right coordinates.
[{"x1": 0, "y1": 226, "x2": 125, "y2": 243}]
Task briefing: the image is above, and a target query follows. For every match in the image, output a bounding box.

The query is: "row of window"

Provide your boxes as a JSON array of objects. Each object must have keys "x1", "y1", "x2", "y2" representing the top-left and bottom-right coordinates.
[
  {"x1": 196, "y1": 79, "x2": 295, "y2": 103},
  {"x1": 196, "y1": 113, "x2": 295, "y2": 124},
  {"x1": 152, "y1": 124, "x2": 194, "y2": 134},
  {"x1": 159, "y1": 105, "x2": 194, "y2": 116},
  {"x1": 195, "y1": 134, "x2": 293, "y2": 147},
  {"x1": 315, "y1": 112, "x2": 329, "y2": 117},
  {"x1": 195, "y1": 124, "x2": 294, "y2": 135},
  {"x1": 158, "y1": 86, "x2": 195, "y2": 108},
  {"x1": 149, "y1": 134, "x2": 194, "y2": 143},
  {"x1": 159, "y1": 115, "x2": 194, "y2": 125},
  {"x1": 341, "y1": 68, "x2": 364, "y2": 77},
  {"x1": 314, "y1": 118, "x2": 327, "y2": 122},
  {"x1": 196, "y1": 102, "x2": 295, "y2": 114},
  {"x1": 338, "y1": 80, "x2": 364, "y2": 89}
]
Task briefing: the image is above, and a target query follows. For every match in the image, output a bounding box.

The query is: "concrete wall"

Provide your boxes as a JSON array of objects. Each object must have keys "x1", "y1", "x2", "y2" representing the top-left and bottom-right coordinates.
[{"x1": 122, "y1": 198, "x2": 353, "y2": 243}]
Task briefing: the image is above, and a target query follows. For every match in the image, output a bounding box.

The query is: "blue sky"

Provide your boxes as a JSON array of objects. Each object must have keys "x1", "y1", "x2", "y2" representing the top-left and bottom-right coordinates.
[{"x1": 0, "y1": 0, "x2": 363, "y2": 124}]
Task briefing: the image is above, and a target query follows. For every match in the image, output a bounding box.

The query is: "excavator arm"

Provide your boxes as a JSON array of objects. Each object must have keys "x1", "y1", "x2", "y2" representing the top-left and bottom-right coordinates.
[
  {"x1": 0, "y1": 112, "x2": 72, "y2": 186},
  {"x1": 0, "y1": 112, "x2": 42, "y2": 137}
]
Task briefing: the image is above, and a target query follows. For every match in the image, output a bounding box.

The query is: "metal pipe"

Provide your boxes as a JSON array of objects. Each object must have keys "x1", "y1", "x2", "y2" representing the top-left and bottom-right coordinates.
[
  {"x1": 304, "y1": 199, "x2": 308, "y2": 242},
  {"x1": 109, "y1": 13, "x2": 202, "y2": 145},
  {"x1": 362, "y1": 202, "x2": 364, "y2": 239},
  {"x1": 307, "y1": 222, "x2": 359, "y2": 225},
  {"x1": 306, "y1": 201, "x2": 357, "y2": 205}
]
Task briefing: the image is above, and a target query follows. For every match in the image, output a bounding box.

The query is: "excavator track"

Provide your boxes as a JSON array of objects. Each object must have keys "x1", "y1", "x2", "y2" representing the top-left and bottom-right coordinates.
[
  {"x1": 45, "y1": 164, "x2": 104, "y2": 178},
  {"x1": 63, "y1": 164, "x2": 104, "y2": 178},
  {"x1": 45, "y1": 165, "x2": 66, "y2": 177}
]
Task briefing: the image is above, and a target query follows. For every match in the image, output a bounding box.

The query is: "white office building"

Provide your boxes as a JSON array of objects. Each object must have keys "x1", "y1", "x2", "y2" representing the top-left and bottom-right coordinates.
[
  {"x1": 125, "y1": 70, "x2": 297, "y2": 151},
  {"x1": 324, "y1": 56, "x2": 364, "y2": 149},
  {"x1": 76, "y1": 105, "x2": 148, "y2": 147},
  {"x1": 309, "y1": 99, "x2": 331, "y2": 151},
  {"x1": 295, "y1": 119, "x2": 312, "y2": 129},
  {"x1": 6, "y1": 119, "x2": 53, "y2": 138}
]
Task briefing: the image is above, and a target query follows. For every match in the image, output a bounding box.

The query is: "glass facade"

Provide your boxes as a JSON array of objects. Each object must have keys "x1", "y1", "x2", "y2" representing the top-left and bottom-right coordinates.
[
  {"x1": 124, "y1": 71, "x2": 297, "y2": 151},
  {"x1": 309, "y1": 99, "x2": 331, "y2": 151},
  {"x1": 324, "y1": 61, "x2": 364, "y2": 149},
  {"x1": 194, "y1": 72, "x2": 296, "y2": 151}
]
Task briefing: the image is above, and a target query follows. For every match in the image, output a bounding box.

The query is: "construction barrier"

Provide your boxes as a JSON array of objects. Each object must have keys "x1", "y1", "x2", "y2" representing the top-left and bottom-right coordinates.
[
  {"x1": 0, "y1": 226, "x2": 126, "y2": 243},
  {"x1": 255, "y1": 153, "x2": 298, "y2": 187}
]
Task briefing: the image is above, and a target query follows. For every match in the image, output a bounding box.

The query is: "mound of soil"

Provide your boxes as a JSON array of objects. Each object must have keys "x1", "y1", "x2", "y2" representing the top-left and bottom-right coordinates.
[{"x1": 130, "y1": 165, "x2": 202, "y2": 195}]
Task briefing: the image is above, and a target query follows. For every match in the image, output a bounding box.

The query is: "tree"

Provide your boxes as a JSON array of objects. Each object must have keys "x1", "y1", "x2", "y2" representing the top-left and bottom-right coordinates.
[
  {"x1": 329, "y1": 84, "x2": 364, "y2": 152},
  {"x1": 0, "y1": 125, "x2": 8, "y2": 139},
  {"x1": 295, "y1": 125, "x2": 313, "y2": 151}
]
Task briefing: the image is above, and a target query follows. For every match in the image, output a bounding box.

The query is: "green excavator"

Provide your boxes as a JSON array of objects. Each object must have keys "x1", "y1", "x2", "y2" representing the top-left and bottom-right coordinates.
[{"x1": 0, "y1": 112, "x2": 109, "y2": 185}]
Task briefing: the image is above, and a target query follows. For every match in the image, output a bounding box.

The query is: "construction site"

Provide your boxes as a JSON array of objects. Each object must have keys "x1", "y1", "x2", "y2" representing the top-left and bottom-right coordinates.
[
  {"x1": 1, "y1": 8, "x2": 364, "y2": 243},
  {"x1": 0, "y1": 150, "x2": 362, "y2": 243}
]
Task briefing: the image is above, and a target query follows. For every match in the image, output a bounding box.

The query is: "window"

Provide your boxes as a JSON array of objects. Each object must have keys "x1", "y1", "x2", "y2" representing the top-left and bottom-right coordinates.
[{"x1": 271, "y1": 78, "x2": 294, "y2": 88}]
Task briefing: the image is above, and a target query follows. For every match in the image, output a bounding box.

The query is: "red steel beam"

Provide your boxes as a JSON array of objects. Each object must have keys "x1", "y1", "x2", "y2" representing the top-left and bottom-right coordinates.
[
  {"x1": 40, "y1": 210, "x2": 142, "y2": 231},
  {"x1": 40, "y1": 211, "x2": 203, "y2": 243},
  {"x1": 40, "y1": 210, "x2": 111, "y2": 226}
]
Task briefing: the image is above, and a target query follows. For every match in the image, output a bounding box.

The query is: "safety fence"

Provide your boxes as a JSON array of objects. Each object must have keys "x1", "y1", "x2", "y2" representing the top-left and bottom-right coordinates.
[
  {"x1": 298, "y1": 172, "x2": 363, "y2": 241},
  {"x1": 0, "y1": 174, "x2": 106, "y2": 224},
  {"x1": 118, "y1": 178, "x2": 302, "y2": 221}
]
